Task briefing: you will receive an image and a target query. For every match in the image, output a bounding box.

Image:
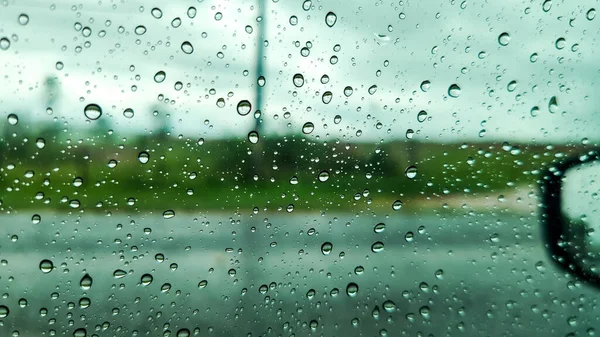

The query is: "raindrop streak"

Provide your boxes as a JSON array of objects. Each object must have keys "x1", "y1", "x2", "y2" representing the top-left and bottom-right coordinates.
[
  {"x1": 448, "y1": 84, "x2": 461, "y2": 98},
  {"x1": 138, "y1": 151, "x2": 150, "y2": 164},
  {"x1": 237, "y1": 100, "x2": 252, "y2": 116},
  {"x1": 181, "y1": 41, "x2": 194, "y2": 54},
  {"x1": 154, "y1": 71, "x2": 166, "y2": 83},
  {"x1": 346, "y1": 282, "x2": 359, "y2": 297},
  {"x1": 293, "y1": 73, "x2": 304, "y2": 87},
  {"x1": 84, "y1": 104, "x2": 102, "y2": 120},
  {"x1": 80, "y1": 274, "x2": 93, "y2": 290},
  {"x1": 392, "y1": 200, "x2": 403, "y2": 211},
  {"x1": 163, "y1": 210, "x2": 175, "y2": 219},
  {"x1": 405, "y1": 166, "x2": 417, "y2": 179},
  {"x1": 498, "y1": 32, "x2": 510, "y2": 46},
  {"x1": 321, "y1": 242, "x2": 333, "y2": 255},
  {"x1": 371, "y1": 241, "x2": 384, "y2": 253},
  {"x1": 39, "y1": 260, "x2": 53, "y2": 273},
  {"x1": 420, "y1": 80, "x2": 431, "y2": 92},
  {"x1": 7, "y1": 113, "x2": 18, "y2": 125},
  {"x1": 325, "y1": 11, "x2": 337, "y2": 27},
  {"x1": 318, "y1": 170, "x2": 330, "y2": 182},
  {"x1": 241, "y1": 130, "x2": 259, "y2": 145},
  {"x1": 302, "y1": 122, "x2": 315, "y2": 134}
]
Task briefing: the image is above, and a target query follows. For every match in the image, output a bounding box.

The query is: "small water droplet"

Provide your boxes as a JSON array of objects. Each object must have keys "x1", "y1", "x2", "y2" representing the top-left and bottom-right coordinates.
[
  {"x1": 293, "y1": 73, "x2": 304, "y2": 87},
  {"x1": 343, "y1": 86, "x2": 353, "y2": 97},
  {"x1": 406, "y1": 129, "x2": 414, "y2": 139},
  {"x1": 0, "y1": 305, "x2": 9, "y2": 318},
  {"x1": 187, "y1": 7, "x2": 197, "y2": 19},
  {"x1": 448, "y1": 84, "x2": 461, "y2": 98},
  {"x1": 113, "y1": 269, "x2": 126, "y2": 279},
  {"x1": 80, "y1": 274, "x2": 93, "y2": 290},
  {"x1": 248, "y1": 131, "x2": 259, "y2": 144},
  {"x1": 69, "y1": 199, "x2": 80, "y2": 208},
  {"x1": 39, "y1": 259, "x2": 53, "y2": 273},
  {"x1": 322, "y1": 91, "x2": 333, "y2": 104},
  {"x1": 7, "y1": 113, "x2": 18, "y2": 125},
  {"x1": 289, "y1": 15, "x2": 298, "y2": 25},
  {"x1": 32, "y1": 214, "x2": 41, "y2": 224},
  {"x1": 0, "y1": 37, "x2": 11, "y2": 51},
  {"x1": 18, "y1": 14, "x2": 29, "y2": 25},
  {"x1": 405, "y1": 166, "x2": 417, "y2": 179},
  {"x1": 151, "y1": 7, "x2": 163, "y2": 19},
  {"x1": 548, "y1": 96, "x2": 558, "y2": 113},
  {"x1": 73, "y1": 328, "x2": 87, "y2": 337},
  {"x1": 134, "y1": 25, "x2": 146, "y2": 35},
  {"x1": 507, "y1": 80, "x2": 517, "y2": 92},
  {"x1": 257, "y1": 76, "x2": 266, "y2": 87},
  {"x1": 542, "y1": 0, "x2": 552, "y2": 12},
  {"x1": 141, "y1": 273, "x2": 153, "y2": 286},
  {"x1": 198, "y1": 280, "x2": 208, "y2": 288},
  {"x1": 154, "y1": 71, "x2": 166, "y2": 83},
  {"x1": 138, "y1": 151, "x2": 150, "y2": 164},
  {"x1": 171, "y1": 17, "x2": 182, "y2": 28},
  {"x1": 163, "y1": 210, "x2": 175, "y2": 219},
  {"x1": 181, "y1": 41, "x2": 194, "y2": 54},
  {"x1": 555, "y1": 38, "x2": 566, "y2": 50},
  {"x1": 498, "y1": 32, "x2": 510, "y2": 46},
  {"x1": 587, "y1": 8, "x2": 596, "y2": 20},
  {"x1": 123, "y1": 108, "x2": 134, "y2": 118},
  {"x1": 35, "y1": 138, "x2": 46, "y2": 149},
  {"x1": 420, "y1": 80, "x2": 431, "y2": 92},
  {"x1": 334, "y1": 115, "x2": 342, "y2": 124},
  {"x1": 374, "y1": 223, "x2": 385, "y2": 233},
  {"x1": 383, "y1": 300, "x2": 396, "y2": 313},
  {"x1": 318, "y1": 170, "x2": 330, "y2": 182},
  {"x1": 368, "y1": 85, "x2": 378, "y2": 95},
  {"x1": 84, "y1": 104, "x2": 102, "y2": 120},
  {"x1": 302, "y1": 122, "x2": 314, "y2": 134},
  {"x1": 346, "y1": 282, "x2": 359, "y2": 297},
  {"x1": 79, "y1": 297, "x2": 90, "y2": 309},
  {"x1": 321, "y1": 242, "x2": 333, "y2": 255},
  {"x1": 371, "y1": 241, "x2": 384, "y2": 253},
  {"x1": 392, "y1": 200, "x2": 403, "y2": 211},
  {"x1": 419, "y1": 306, "x2": 431, "y2": 319},
  {"x1": 237, "y1": 100, "x2": 252, "y2": 116},
  {"x1": 325, "y1": 12, "x2": 337, "y2": 27},
  {"x1": 417, "y1": 110, "x2": 428, "y2": 123},
  {"x1": 216, "y1": 98, "x2": 225, "y2": 108},
  {"x1": 72, "y1": 177, "x2": 83, "y2": 187}
]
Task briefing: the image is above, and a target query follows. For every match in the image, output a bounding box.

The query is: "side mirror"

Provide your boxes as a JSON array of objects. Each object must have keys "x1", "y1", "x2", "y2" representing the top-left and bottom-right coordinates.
[{"x1": 541, "y1": 151, "x2": 600, "y2": 288}]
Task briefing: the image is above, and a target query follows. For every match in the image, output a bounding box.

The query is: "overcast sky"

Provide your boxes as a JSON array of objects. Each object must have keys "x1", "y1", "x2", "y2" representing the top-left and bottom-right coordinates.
[{"x1": 0, "y1": 0, "x2": 599, "y2": 144}]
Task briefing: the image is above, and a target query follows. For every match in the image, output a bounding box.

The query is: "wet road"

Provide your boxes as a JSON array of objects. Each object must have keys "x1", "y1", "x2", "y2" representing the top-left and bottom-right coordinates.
[{"x1": 0, "y1": 210, "x2": 597, "y2": 337}]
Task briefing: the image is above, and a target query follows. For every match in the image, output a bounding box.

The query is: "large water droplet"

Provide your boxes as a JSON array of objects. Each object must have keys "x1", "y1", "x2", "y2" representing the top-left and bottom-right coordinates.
[
  {"x1": 448, "y1": 84, "x2": 461, "y2": 98},
  {"x1": 138, "y1": 151, "x2": 149, "y2": 164},
  {"x1": 346, "y1": 282, "x2": 359, "y2": 297},
  {"x1": 318, "y1": 170, "x2": 330, "y2": 182},
  {"x1": 177, "y1": 328, "x2": 191, "y2": 337},
  {"x1": 321, "y1": 242, "x2": 333, "y2": 255},
  {"x1": 498, "y1": 32, "x2": 510, "y2": 46},
  {"x1": 163, "y1": 210, "x2": 175, "y2": 219},
  {"x1": 542, "y1": 0, "x2": 552, "y2": 12},
  {"x1": 322, "y1": 91, "x2": 333, "y2": 104},
  {"x1": 36, "y1": 138, "x2": 46, "y2": 149},
  {"x1": 7, "y1": 113, "x2": 18, "y2": 125},
  {"x1": 84, "y1": 104, "x2": 102, "y2": 120},
  {"x1": 371, "y1": 241, "x2": 384, "y2": 253},
  {"x1": 154, "y1": 71, "x2": 166, "y2": 83},
  {"x1": 417, "y1": 110, "x2": 428, "y2": 123},
  {"x1": 39, "y1": 259, "x2": 53, "y2": 273},
  {"x1": 302, "y1": 122, "x2": 314, "y2": 134},
  {"x1": 392, "y1": 200, "x2": 403, "y2": 211},
  {"x1": 113, "y1": 269, "x2": 126, "y2": 279},
  {"x1": 18, "y1": 14, "x2": 29, "y2": 25},
  {"x1": 368, "y1": 85, "x2": 378, "y2": 95},
  {"x1": 151, "y1": 7, "x2": 163, "y2": 19},
  {"x1": 198, "y1": 280, "x2": 208, "y2": 288},
  {"x1": 80, "y1": 274, "x2": 93, "y2": 290},
  {"x1": 548, "y1": 96, "x2": 558, "y2": 113},
  {"x1": 587, "y1": 8, "x2": 596, "y2": 21},
  {"x1": 79, "y1": 297, "x2": 90, "y2": 309},
  {"x1": 555, "y1": 38, "x2": 566, "y2": 50},
  {"x1": 383, "y1": 300, "x2": 396, "y2": 312},
  {"x1": 187, "y1": 7, "x2": 197, "y2": 19},
  {"x1": 181, "y1": 41, "x2": 194, "y2": 54},
  {"x1": 0, "y1": 305, "x2": 9, "y2": 318},
  {"x1": 171, "y1": 17, "x2": 182, "y2": 28},
  {"x1": 141, "y1": 273, "x2": 153, "y2": 286},
  {"x1": 32, "y1": 214, "x2": 41, "y2": 224},
  {"x1": 325, "y1": 12, "x2": 337, "y2": 27},
  {"x1": 73, "y1": 328, "x2": 87, "y2": 337},
  {"x1": 507, "y1": 80, "x2": 517, "y2": 92},
  {"x1": 343, "y1": 86, "x2": 353, "y2": 97},
  {"x1": 374, "y1": 223, "x2": 385, "y2": 233},
  {"x1": 134, "y1": 25, "x2": 146, "y2": 35},
  {"x1": 405, "y1": 166, "x2": 417, "y2": 179},
  {"x1": 248, "y1": 131, "x2": 259, "y2": 144},
  {"x1": 0, "y1": 37, "x2": 11, "y2": 51},
  {"x1": 237, "y1": 100, "x2": 252, "y2": 116},
  {"x1": 123, "y1": 108, "x2": 134, "y2": 118},
  {"x1": 293, "y1": 73, "x2": 304, "y2": 87},
  {"x1": 420, "y1": 80, "x2": 431, "y2": 92}
]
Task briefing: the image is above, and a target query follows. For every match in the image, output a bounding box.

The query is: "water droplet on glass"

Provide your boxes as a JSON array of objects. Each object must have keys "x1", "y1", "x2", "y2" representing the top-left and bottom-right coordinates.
[
  {"x1": 302, "y1": 122, "x2": 314, "y2": 134},
  {"x1": 248, "y1": 131, "x2": 259, "y2": 144},
  {"x1": 325, "y1": 12, "x2": 337, "y2": 27},
  {"x1": 420, "y1": 80, "x2": 431, "y2": 92},
  {"x1": 346, "y1": 282, "x2": 359, "y2": 297},
  {"x1": 187, "y1": 7, "x2": 197, "y2": 19},
  {"x1": 334, "y1": 115, "x2": 342, "y2": 124},
  {"x1": 392, "y1": 200, "x2": 403, "y2": 211},
  {"x1": 383, "y1": 300, "x2": 396, "y2": 312},
  {"x1": 32, "y1": 214, "x2": 41, "y2": 224},
  {"x1": 73, "y1": 328, "x2": 87, "y2": 337},
  {"x1": 587, "y1": 8, "x2": 596, "y2": 20},
  {"x1": 555, "y1": 38, "x2": 566, "y2": 50},
  {"x1": 123, "y1": 108, "x2": 134, "y2": 118},
  {"x1": 177, "y1": 328, "x2": 191, "y2": 337},
  {"x1": 417, "y1": 110, "x2": 428, "y2": 123},
  {"x1": 39, "y1": 259, "x2": 53, "y2": 273},
  {"x1": 151, "y1": 7, "x2": 163, "y2": 19},
  {"x1": 171, "y1": 17, "x2": 182, "y2": 28},
  {"x1": 7, "y1": 113, "x2": 18, "y2": 125},
  {"x1": 371, "y1": 241, "x2": 384, "y2": 253},
  {"x1": 0, "y1": 37, "x2": 11, "y2": 51},
  {"x1": 18, "y1": 298, "x2": 27, "y2": 308},
  {"x1": 84, "y1": 104, "x2": 102, "y2": 120},
  {"x1": 530, "y1": 52, "x2": 538, "y2": 63},
  {"x1": 198, "y1": 280, "x2": 208, "y2": 288},
  {"x1": 134, "y1": 25, "x2": 146, "y2": 35},
  {"x1": 542, "y1": 0, "x2": 552, "y2": 12},
  {"x1": 79, "y1": 297, "x2": 90, "y2": 309},
  {"x1": 257, "y1": 76, "x2": 266, "y2": 86},
  {"x1": 0, "y1": 305, "x2": 9, "y2": 318},
  {"x1": 290, "y1": 15, "x2": 298, "y2": 25},
  {"x1": 214, "y1": 12, "x2": 223, "y2": 21},
  {"x1": 141, "y1": 273, "x2": 153, "y2": 286},
  {"x1": 448, "y1": 84, "x2": 461, "y2": 98},
  {"x1": 245, "y1": 25, "x2": 253, "y2": 34},
  {"x1": 293, "y1": 73, "x2": 304, "y2": 87},
  {"x1": 80, "y1": 274, "x2": 93, "y2": 290},
  {"x1": 406, "y1": 129, "x2": 414, "y2": 139},
  {"x1": 237, "y1": 100, "x2": 252, "y2": 116},
  {"x1": 368, "y1": 85, "x2": 378, "y2": 95},
  {"x1": 322, "y1": 91, "x2": 333, "y2": 104},
  {"x1": 113, "y1": 269, "x2": 126, "y2": 279},
  {"x1": 321, "y1": 242, "x2": 333, "y2": 255},
  {"x1": 507, "y1": 80, "x2": 517, "y2": 92},
  {"x1": 138, "y1": 151, "x2": 150, "y2": 164},
  {"x1": 216, "y1": 98, "x2": 225, "y2": 108},
  {"x1": 498, "y1": 32, "x2": 510, "y2": 46},
  {"x1": 69, "y1": 199, "x2": 80, "y2": 208},
  {"x1": 72, "y1": 177, "x2": 83, "y2": 187},
  {"x1": 374, "y1": 223, "x2": 385, "y2": 233},
  {"x1": 163, "y1": 210, "x2": 175, "y2": 219},
  {"x1": 405, "y1": 166, "x2": 417, "y2": 179},
  {"x1": 18, "y1": 14, "x2": 29, "y2": 25},
  {"x1": 318, "y1": 170, "x2": 330, "y2": 182},
  {"x1": 154, "y1": 71, "x2": 166, "y2": 83},
  {"x1": 343, "y1": 86, "x2": 353, "y2": 97},
  {"x1": 181, "y1": 41, "x2": 194, "y2": 54},
  {"x1": 107, "y1": 159, "x2": 118, "y2": 169},
  {"x1": 548, "y1": 96, "x2": 558, "y2": 113}
]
